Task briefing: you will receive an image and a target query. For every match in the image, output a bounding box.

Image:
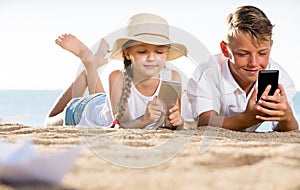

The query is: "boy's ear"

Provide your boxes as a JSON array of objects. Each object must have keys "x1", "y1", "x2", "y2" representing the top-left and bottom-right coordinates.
[
  {"x1": 220, "y1": 41, "x2": 229, "y2": 58},
  {"x1": 270, "y1": 39, "x2": 273, "y2": 48}
]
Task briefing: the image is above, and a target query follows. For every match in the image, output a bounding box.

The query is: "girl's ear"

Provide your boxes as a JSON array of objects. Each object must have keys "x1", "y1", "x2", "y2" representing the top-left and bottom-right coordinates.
[
  {"x1": 123, "y1": 49, "x2": 131, "y2": 60},
  {"x1": 220, "y1": 41, "x2": 229, "y2": 58}
]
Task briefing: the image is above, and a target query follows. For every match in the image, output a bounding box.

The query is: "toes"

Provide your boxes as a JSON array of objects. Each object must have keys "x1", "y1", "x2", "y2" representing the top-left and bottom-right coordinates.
[{"x1": 55, "y1": 38, "x2": 62, "y2": 45}]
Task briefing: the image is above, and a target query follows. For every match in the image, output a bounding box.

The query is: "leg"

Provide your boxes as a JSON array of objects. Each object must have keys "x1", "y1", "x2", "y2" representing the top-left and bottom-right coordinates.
[
  {"x1": 56, "y1": 34, "x2": 107, "y2": 94},
  {"x1": 47, "y1": 71, "x2": 87, "y2": 117},
  {"x1": 45, "y1": 71, "x2": 88, "y2": 126},
  {"x1": 46, "y1": 34, "x2": 108, "y2": 125}
]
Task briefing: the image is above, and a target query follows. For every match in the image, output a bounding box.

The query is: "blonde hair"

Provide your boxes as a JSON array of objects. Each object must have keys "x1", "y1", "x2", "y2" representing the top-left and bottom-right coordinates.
[
  {"x1": 225, "y1": 5, "x2": 274, "y2": 44},
  {"x1": 113, "y1": 53, "x2": 133, "y2": 126}
]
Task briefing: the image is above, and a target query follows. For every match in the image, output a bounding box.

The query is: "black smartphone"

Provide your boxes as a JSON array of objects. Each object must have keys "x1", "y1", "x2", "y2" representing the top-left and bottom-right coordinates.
[{"x1": 257, "y1": 70, "x2": 279, "y2": 103}]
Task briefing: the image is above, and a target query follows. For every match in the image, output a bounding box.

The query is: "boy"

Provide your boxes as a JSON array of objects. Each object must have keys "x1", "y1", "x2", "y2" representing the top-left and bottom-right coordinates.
[{"x1": 187, "y1": 5, "x2": 298, "y2": 132}]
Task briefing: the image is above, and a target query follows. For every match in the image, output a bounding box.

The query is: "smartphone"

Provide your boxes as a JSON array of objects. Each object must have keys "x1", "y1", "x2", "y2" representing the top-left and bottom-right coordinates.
[
  {"x1": 157, "y1": 80, "x2": 181, "y2": 115},
  {"x1": 257, "y1": 70, "x2": 279, "y2": 102}
]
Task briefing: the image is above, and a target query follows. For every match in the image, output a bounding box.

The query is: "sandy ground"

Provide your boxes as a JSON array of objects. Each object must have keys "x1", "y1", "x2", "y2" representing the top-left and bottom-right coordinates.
[{"x1": 0, "y1": 123, "x2": 300, "y2": 190}]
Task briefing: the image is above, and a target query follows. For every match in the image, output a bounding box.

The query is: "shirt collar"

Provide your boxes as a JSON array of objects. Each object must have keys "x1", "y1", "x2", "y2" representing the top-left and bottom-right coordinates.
[{"x1": 221, "y1": 59, "x2": 243, "y2": 94}]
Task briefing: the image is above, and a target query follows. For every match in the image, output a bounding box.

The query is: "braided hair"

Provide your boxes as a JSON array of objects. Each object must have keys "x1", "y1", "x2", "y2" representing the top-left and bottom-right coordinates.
[{"x1": 112, "y1": 51, "x2": 133, "y2": 128}]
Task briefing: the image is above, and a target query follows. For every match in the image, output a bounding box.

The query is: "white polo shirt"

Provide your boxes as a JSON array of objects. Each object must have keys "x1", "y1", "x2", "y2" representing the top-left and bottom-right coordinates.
[{"x1": 187, "y1": 54, "x2": 296, "y2": 132}]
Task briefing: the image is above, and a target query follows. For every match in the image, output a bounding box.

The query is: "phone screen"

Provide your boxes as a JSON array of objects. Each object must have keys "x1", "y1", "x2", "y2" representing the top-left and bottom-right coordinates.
[
  {"x1": 257, "y1": 70, "x2": 279, "y2": 102},
  {"x1": 157, "y1": 80, "x2": 181, "y2": 115}
]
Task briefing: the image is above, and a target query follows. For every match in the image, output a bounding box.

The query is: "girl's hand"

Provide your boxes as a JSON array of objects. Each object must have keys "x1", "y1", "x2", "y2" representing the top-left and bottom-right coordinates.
[
  {"x1": 167, "y1": 104, "x2": 184, "y2": 127},
  {"x1": 143, "y1": 97, "x2": 165, "y2": 124}
]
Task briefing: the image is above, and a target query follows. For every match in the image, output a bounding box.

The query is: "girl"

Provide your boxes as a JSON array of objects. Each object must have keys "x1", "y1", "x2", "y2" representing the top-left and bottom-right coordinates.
[{"x1": 45, "y1": 13, "x2": 187, "y2": 129}]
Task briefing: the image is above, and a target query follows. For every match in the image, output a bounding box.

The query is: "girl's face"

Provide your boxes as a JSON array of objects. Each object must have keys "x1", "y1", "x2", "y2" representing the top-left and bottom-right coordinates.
[
  {"x1": 124, "y1": 43, "x2": 168, "y2": 79},
  {"x1": 221, "y1": 32, "x2": 273, "y2": 90}
]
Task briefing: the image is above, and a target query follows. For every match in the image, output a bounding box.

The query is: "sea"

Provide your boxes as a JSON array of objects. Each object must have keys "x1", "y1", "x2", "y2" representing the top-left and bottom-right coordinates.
[
  {"x1": 0, "y1": 90, "x2": 63, "y2": 126},
  {"x1": 0, "y1": 90, "x2": 300, "y2": 127}
]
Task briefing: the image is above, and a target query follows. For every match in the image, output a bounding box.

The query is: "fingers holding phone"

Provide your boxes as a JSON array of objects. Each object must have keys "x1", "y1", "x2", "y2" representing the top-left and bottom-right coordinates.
[
  {"x1": 259, "y1": 84, "x2": 273, "y2": 100},
  {"x1": 256, "y1": 74, "x2": 292, "y2": 122},
  {"x1": 167, "y1": 104, "x2": 184, "y2": 127},
  {"x1": 256, "y1": 83, "x2": 289, "y2": 114},
  {"x1": 255, "y1": 70, "x2": 279, "y2": 120},
  {"x1": 144, "y1": 98, "x2": 166, "y2": 123},
  {"x1": 256, "y1": 70, "x2": 279, "y2": 103},
  {"x1": 157, "y1": 80, "x2": 182, "y2": 128}
]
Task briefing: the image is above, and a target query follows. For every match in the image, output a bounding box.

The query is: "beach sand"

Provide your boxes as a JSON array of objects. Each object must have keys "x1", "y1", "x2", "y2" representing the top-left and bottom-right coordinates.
[{"x1": 1, "y1": 123, "x2": 300, "y2": 190}]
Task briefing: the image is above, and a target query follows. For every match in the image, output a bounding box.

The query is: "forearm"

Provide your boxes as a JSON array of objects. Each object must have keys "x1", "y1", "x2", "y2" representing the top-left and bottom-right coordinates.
[
  {"x1": 275, "y1": 98, "x2": 299, "y2": 131},
  {"x1": 198, "y1": 111, "x2": 261, "y2": 131},
  {"x1": 275, "y1": 117, "x2": 299, "y2": 131},
  {"x1": 222, "y1": 113, "x2": 261, "y2": 131}
]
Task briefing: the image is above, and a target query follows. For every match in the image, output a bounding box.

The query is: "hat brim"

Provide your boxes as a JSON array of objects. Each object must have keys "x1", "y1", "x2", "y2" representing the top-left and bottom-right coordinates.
[{"x1": 109, "y1": 34, "x2": 187, "y2": 61}]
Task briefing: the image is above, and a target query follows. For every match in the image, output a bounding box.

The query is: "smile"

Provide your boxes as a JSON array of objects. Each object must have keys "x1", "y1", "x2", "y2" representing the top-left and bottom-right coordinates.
[
  {"x1": 244, "y1": 69, "x2": 259, "y2": 74},
  {"x1": 144, "y1": 65, "x2": 158, "y2": 69}
]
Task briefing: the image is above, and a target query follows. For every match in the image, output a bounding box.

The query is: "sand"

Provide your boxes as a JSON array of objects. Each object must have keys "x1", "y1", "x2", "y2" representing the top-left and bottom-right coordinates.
[{"x1": 1, "y1": 123, "x2": 300, "y2": 190}]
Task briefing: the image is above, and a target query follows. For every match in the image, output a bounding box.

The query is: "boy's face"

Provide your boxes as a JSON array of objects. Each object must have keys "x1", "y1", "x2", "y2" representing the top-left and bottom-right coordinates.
[{"x1": 222, "y1": 32, "x2": 273, "y2": 90}]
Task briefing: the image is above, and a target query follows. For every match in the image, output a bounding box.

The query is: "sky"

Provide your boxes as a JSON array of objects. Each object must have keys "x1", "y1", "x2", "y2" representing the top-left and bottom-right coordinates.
[{"x1": 1, "y1": 0, "x2": 300, "y2": 90}]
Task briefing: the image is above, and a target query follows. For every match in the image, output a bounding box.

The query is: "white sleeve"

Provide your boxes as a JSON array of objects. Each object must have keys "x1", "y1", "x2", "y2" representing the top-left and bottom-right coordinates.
[{"x1": 187, "y1": 61, "x2": 223, "y2": 119}]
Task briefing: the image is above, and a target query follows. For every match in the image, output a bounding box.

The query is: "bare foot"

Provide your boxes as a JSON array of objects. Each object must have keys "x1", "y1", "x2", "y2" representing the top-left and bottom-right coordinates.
[
  {"x1": 55, "y1": 34, "x2": 90, "y2": 57},
  {"x1": 55, "y1": 33, "x2": 95, "y2": 68},
  {"x1": 55, "y1": 34, "x2": 108, "y2": 68}
]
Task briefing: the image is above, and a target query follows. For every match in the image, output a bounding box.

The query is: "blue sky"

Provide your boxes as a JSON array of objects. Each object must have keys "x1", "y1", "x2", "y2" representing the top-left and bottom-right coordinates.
[{"x1": 1, "y1": 0, "x2": 299, "y2": 90}]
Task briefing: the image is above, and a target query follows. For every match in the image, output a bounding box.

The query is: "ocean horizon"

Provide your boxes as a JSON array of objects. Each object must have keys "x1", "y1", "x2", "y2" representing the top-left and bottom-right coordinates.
[
  {"x1": 0, "y1": 90, "x2": 63, "y2": 126},
  {"x1": 0, "y1": 90, "x2": 300, "y2": 128}
]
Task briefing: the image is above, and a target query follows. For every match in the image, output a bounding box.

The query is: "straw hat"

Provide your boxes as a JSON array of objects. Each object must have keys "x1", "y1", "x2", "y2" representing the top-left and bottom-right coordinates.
[{"x1": 109, "y1": 13, "x2": 187, "y2": 61}]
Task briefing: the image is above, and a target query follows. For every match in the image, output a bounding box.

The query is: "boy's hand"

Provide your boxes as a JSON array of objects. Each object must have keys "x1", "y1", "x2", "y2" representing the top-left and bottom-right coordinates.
[{"x1": 256, "y1": 84, "x2": 293, "y2": 122}]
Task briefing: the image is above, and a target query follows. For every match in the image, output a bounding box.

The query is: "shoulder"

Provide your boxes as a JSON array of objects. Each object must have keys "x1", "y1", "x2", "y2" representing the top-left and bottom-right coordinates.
[
  {"x1": 109, "y1": 70, "x2": 122, "y2": 81},
  {"x1": 214, "y1": 53, "x2": 227, "y2": 65},
  {"x1": 191, "y1": 55, "x2": 222, "y2": 82},
  {"x1": 268, "y1": 58, "x2": 284, "y2": 69},
  {"x1": 268, "y1": 58, "x2": 293, "y2": 81},
  {"x1": 268, "y1": 58, "x2": 296, "y2": 98},
  {"x1": 196, "y1": 54, "x2": 222, "y2": 72},
  {"x1": 268, "y1": 58, "x2": 292, "y2": 75},
  {"x1": 109, "y1": 70, "x2": 124, "y2": 92}
]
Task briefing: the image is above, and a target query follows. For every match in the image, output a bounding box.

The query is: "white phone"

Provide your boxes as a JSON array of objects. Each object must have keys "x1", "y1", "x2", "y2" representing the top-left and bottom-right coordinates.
[{"x1": 157, "y1": 80, "x2": 181, "y2": 115}]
